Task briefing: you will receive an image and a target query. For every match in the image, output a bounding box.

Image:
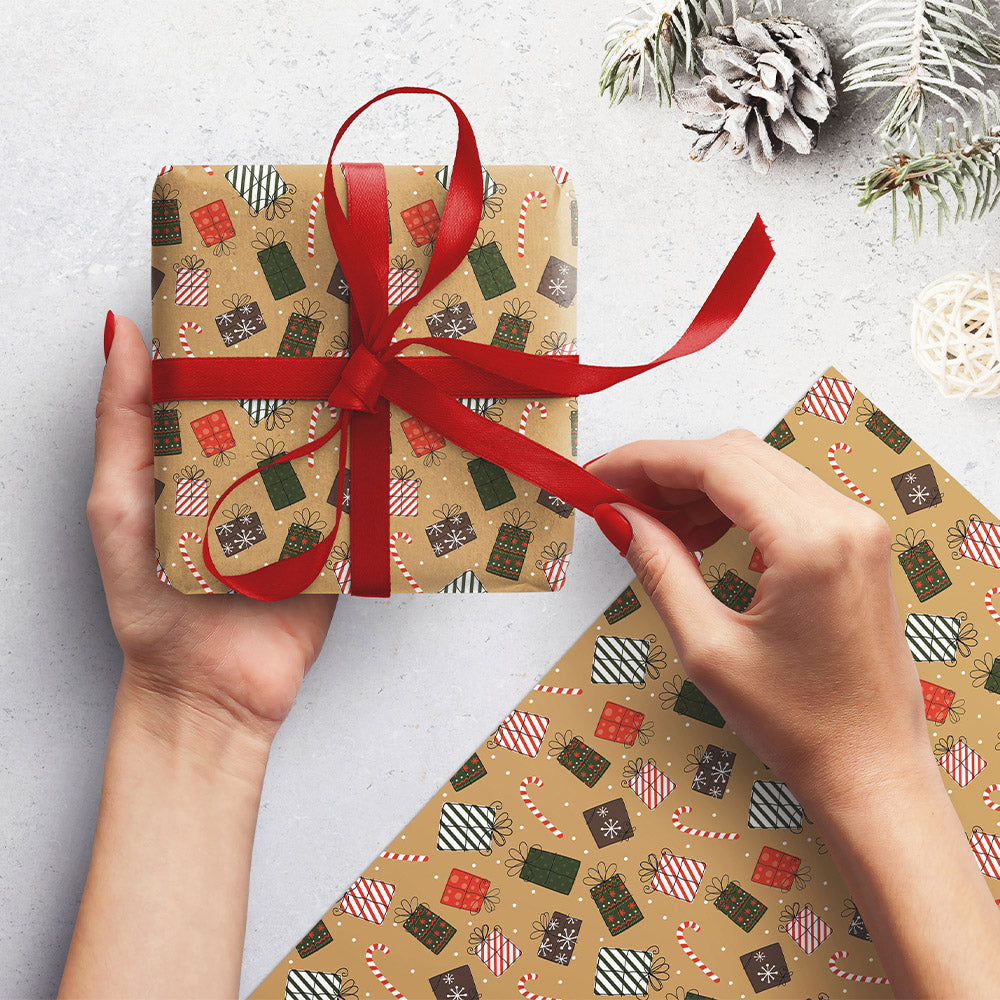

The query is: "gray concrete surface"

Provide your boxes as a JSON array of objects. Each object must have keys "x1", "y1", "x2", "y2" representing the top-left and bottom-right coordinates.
[{"x1": 1, "y1": 1, "x2": 997, "y2": 995}]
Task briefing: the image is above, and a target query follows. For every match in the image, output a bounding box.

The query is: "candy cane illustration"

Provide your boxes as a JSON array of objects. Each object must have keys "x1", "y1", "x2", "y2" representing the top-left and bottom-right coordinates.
[
  {"x1": 984, "y1": 784, "x2": 1000, "y2": 812},
  {"x1": 201, "y1": 165, "x2": 214, "y2": 175},
  {"x1": 178, "y1": 532, "x2": 214, "y2": 594},
  {"x1": 155, "y1": 554, "x2": 170, "y2": 586},
  {"x1": 518, "y1": 972, "x2": 562, "y2": 1000},
  {"x1": 676, "y1": 921, "x2": 720, "y2": 983},
  {"x1": 985, "y1": 587, "x2": 1000, "y2": 626},
  {"x1": 672, "y1": 804, "x2": 740, "y2": 841},
  {"x1": 158, "y1": 164, "x2": 173, "y2": 175},
  {"x1": 827, "y1": 442, "x2": 871, "y2": 504},
  {"x1": 379, "y1": 850, "x2": 429, "y2": 862},
  {"x1": 518, "y1": 191, "x2": 548, "y2": 257},
  {"x1": 828, "y1": 950, "x2": 891, "y2": 985},
  {"x1": 519, "y1": 401, "x2": 548, "y2": 435},
  {"x1": 389, "y1": 531, "x2": 423, "y2": 593},
  {"x1": 151, "y1": 338, "x2": 162, "y2": 361},
  {"x1": 307, "y1": 401, "x2": 335, "y2": 468},
  {"x1": 365, "y1": 943, "x2": 408, "y2": 1000},
  {"x1": 534, "y1": 684, "x2": 583, "y2": 695},
  {"x1": 550, "y1": 165, "x2": 570, "y2": 184},
  {"x1": 307, "y1": 191, "x2": 324, "y2": 257},
  {"x1": 177, "y1": 321, "x2": 202, "y2": 359},
  {"x1": 412, "y1": 165, "x2": 424, "y2": 175},
  {"x1": 520, "y1": 776, "x2": 563, "y2": 838}
]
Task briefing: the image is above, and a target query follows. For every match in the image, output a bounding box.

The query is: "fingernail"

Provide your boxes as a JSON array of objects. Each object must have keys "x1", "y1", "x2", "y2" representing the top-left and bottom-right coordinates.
[
  {"x1": 104, "y1": 310, "x2": 116, "y2": 361},
  {"x1": 594, "y1": 503, "x2": 633, "y2": 557},
  {"x1": 583, "y1": 452, "x2": 607, "y2": 470}
]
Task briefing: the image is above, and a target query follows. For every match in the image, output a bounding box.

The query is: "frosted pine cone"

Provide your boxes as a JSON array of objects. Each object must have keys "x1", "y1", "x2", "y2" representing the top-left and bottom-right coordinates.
[{"x1": 676, "y1": 17, "x2": 838, "y2": 174}]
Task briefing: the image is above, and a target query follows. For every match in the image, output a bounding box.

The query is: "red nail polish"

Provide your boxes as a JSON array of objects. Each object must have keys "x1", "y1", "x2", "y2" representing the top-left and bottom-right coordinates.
[
  {"x1": 582, "y1": 452, "x2": 607, "y2": 470},
  {"x1": 104, "y1": 310, "x2": 116, "y2": 361},
  {"x1": 594, "y1": 503, "x2": 632, "y2": 556}
]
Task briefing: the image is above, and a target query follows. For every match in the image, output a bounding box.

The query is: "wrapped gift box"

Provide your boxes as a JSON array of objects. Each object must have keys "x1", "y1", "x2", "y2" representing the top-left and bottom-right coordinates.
[
  {"x1": 593, "y1": 947, "x2": 653, "y2": 997},
  {"x1": 535, "y1": 910, "x2": 581, "y2": 964},
  {"x1": 905, "y1": 612, "x2": 972, "y2": 664},
  {"x1": 893, "y1": 529, "x2": 952, "y2": 602},
  {"x1": 650, "y1": 850, "x2": 706, "y2": 902},
  {"x1": 953, "y1": 515, "x2": 1000, "y2": 568},
  {"x1": 751, "y1": 847, "x2": 802, "y2": 891},
  {"x1": 582, "y1": 798, "x2": 633, "y2": 848},
  {"x1": 338, "y1": 876, "x2": 395, "y2": 924},
  {"x1": 400, "y1": 900, "x2": 456, "y2": 954},
  {"x1": 586, "y1": 868, "x2": 643, "y2": 936},
  {"x1": 689, "y1": 743, "x2": 736, "y2": 798},
  {"x1": 213, "y1": 504, "x2": 267, "y2": 557},
  {"x1": 603, "y1": 585, "x2": 641, "y2": 624},
  {"x1": 591, "y1": 635, "x2": 650, "y2": 686},
  {"x1": 969, "y1": 827, "x2": 1000, "y2": 879},
  {"x1": 436, "y1": 802, "x2": 501, "y2": 853},
  {"x1": 514, "y1": 846, "x2": 581, "y2": 895},
  {"x1": 429, "y1": 966, "x2": 480, "y2": 1000},
  {"x1": 441, "y1": 869, "x2": 491, "y2": 913},
  {"x1": 173, "y1": 465, "x2": 210, "y2": 517},
  {"x1": 781, "y1": 903, "x2": 832, "y2": 955},
  {"x1": 857, "y1": 398, "x2": 910, "y2": 453},
  {"x1": 470, "y1": 926, "x2": 521, "y2": 976},
  {"x1": 555, "y1": 735, "x2": 610, "y2": 787},
  {"x1": 739, "y1": 942, "x2": 791, "y2": 993},
  {"x1": 798, "y1": 374, "x2": 856, "y2": 423},
  {"x1": 920, "y1": 679, "x2": 957, "y2": 723},
  {"x1": 294, "y1": 919, "x2": 332, "y2": 958},
  {"x1": 594, "y1": 702, "x2": 646, "y2": 747},
  {"x1": 748, "y1": 781, "x2": 804, "y2": 830},
  {"x1": 493, "y1": 709, "x2": 549, "y2": 758},
  {"x1": 710, "y1": 878, "x2": 766, "y2": 931},
  {"x1": 152, "y1": 160, "x2": 576, "y2": 594},
  {"x1": 891, "y1": 464, "x2": 943, "y2": 514},
  {"x1": 662, "y1": 677, "x2": 726, "y2": 728},
  {"x1": 450, "y1": 752, "x2": 487, "y2": 792},
  {"x1": 624, "y1": 758, "x2": 674, "y2": 809},
  {"x1": 937, "y1": 737, "x2": 986, "y2": 787},
  {"x1": 283, "y1": 969, "x2": 345, "y2": 1000}
]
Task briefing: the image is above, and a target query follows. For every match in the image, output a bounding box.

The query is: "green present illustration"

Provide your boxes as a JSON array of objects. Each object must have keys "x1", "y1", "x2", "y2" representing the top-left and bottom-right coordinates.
[
  {"x1": 467, "y1": 228, "x2": 516, "y2": 300},
  {"x1": 604, "y1": 585, "x2": 641, "y2": 625},
  {"x1": 464, "y1": 457, "x2": 517, "y2": 510},
  {"x1": 395, "y1": 898, "x2": 456, "y2": 955},
  {"x1": 153, "y1": 402, "x2": 183, "y2": 456},
  {"x1": 904, "y1": 612, "x2": 976, "y2": 664},
  {"x1": 486, "y1": 509, "x2": 536, "y2": 581},
  {"x1": 506, "y1": 843, "x2": 580, "y2": 895},
  {"x1": 279, "y1": 509, "x2": 327, "y2": 561},
  {"x1": 252, "y1": 227, "x2": 306, "y2": 299},
  {"x1": 706, "y1": 875, "x2": 767, "y2": 932},
  {"x1": 660, "y1": 675, "x2": 726, "y2": 728},
  {"x1": 549, "y1": 731, "x2": 611, "y2": 788},
  {"x1": 491, "y1": 298, "x2": 535, "y2": 352},
  {"x1": 705, "y1": 564, "x2": 756, "y2": 612},
  {"x1": 253, "y1": 438, "x2": 306, "y2": 511},
  {"x1": 591, "y1": 634, "x2": 665, "y2": 688},
  {"x1": 972, "y1": 654, "x2": 1000, "y2": 695},
  {"x1": 893, "y1": 528, "x2": 952, "y2": 602},
  {"x1": 294, "y1": 918, "x2": 332, "y2": 958},
  {"x1": 764, "y1": 417, "x2": 794, "y2": 450},
  {"x1": 277, "y1": 298, "x2": 326, "y2": 358},
  {"x1": 450, "y1": 752, "x2": 487, "y2": 792},
  {"x1": 151, "y1": 181, "x2": 182, "y2": 246},
  {"x1": 856, "y1": 398, "x2": 910, "y2": 453},
  {"x1": 585, "y1": 863, "x2": 643, "y2": 937},
  {"x1": 594, "y1": 946, "x2": 668, "y2": 997},
  {"x1": 436, "y1": 801, "x2": 511, "y2": 855}
]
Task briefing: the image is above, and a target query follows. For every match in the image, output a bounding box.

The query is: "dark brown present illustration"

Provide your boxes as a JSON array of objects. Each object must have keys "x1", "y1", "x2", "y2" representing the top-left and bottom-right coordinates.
[
  {"x1": 891, "y1": 463, "x2": 943, "y2": 514},
  {"x1": 537, "y1": 255, "x2": 577, "y2": 307},
  {"x1": 583, "y1": 797, "x2": 634, "y2": 848}
]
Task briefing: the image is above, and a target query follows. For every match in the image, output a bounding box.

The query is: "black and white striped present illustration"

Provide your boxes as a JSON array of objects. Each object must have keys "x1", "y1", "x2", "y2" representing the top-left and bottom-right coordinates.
[
  {"x1": 237, "y1": 397, "x2": 293, "y2": 430},
  {"x1": 591, "y1": 635, "x2": 666, "y2": 688},
  {"x1": 593, "y1": 946, "x2": 667, "y2": 997},
  {"x1": 436, "y1": 801, "x2": 510, "y2": 855},
  {"x1": 225, "y1": 164, "x2": 294, "y2": 217},
  {"x1": 748, "y1": 781, "x2": 804, "y2": 831},
  {"x1": 949, "y1": 515, "x2": 1000, "y2": 568},
  {"x1": 439, "y1": 569, "x2": 487, "y2": 593},
  {"x1": 284, "y1": 968, "x2": 354, "y2": 1000},
  {"x1": 904, "y1": 612, "x2": 977, "y2": 665}
]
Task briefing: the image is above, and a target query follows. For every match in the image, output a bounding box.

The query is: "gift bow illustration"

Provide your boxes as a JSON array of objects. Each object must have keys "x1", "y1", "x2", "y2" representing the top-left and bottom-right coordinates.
[{"x1": 152, "y1": 86, "x2": 775, "y2": 599}]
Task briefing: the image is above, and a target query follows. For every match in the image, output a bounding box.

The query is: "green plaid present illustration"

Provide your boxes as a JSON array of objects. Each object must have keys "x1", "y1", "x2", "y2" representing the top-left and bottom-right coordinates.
[
  {"x1": 705, "y1": 564, "x2": 756, "y2": 612},
  {"x1": 585, "y1": 863, "x2": 643, "y2": 936},
  {"x1": 467, "y1": 457, "x2": 516, "y2": 510},
  {"x1": 253, "y1": 227, "x2": 306, "y2": 299},
  {"x1": 506, "y1": 843, "x2": 580, "y2": 895},
  {"x1": 253, "y1": 439, "x2": 306, "y2": 511},
  {"x1": 152, "y1": 181, "x2": 182, "y2": 246},
  {"x1": 905, "y1": 612, "x2": 976, "y2": 664},
  {"x1": 594, "y1": 946, "x2": 668, "y2": 997},
  {"x1": 893, "y1": 529, "x2": 952, "y2": 602},
  {"x1": 450, "y1": 752, "x2": 488, "y2": 792},
  {"x1": 277, "y1": 298, "x2": 326, "y2": 358},
  {"x1": 764, "y1": 417, "x2": 794, "y2": 450},
  {"x1": 279, "y1": 509, "x2": 326, "y2": 561},
  {"x1": 972, "y1": 655, "x2": 1000, "y2": 695},
  {"x1": 856, "y1": 398, "x2": 910, "y2": 453},
  {"x1": 225, "y1": 164, "x2": 293, "y2": 217},
  {"x1": 486, "y1": 509, "x2": 535, "y2": 581},
  {"x1": 603, "y1": 585, "x2": 641, "y2": 625},
  {"x1": 706, "y1": 876, "x2": 767, "y2": 932},
  {"x1": 467, "y1": 228, "x2": 516, "y2": 299},
  {"x1": 491, "y1": 298, "x2": 535, "y2": 352},
  {"x1": 660, "y1": 675, "x2": 726, "y2": 728},
  {"x1": 395, "y1": 898, "x2": 456, "y2": 955},
  {"x1": 550, "y1": 731, "x2": 611, "y2": 788},
  {"x1": 436, "y1": 801, "x2": 510, "y2": 854},
  {"x1": 748, "y1": 780, "x2": 804, "y2": 830},
  {"x1": 153, "y1": 402, "x2": 183, "y2": 456}
]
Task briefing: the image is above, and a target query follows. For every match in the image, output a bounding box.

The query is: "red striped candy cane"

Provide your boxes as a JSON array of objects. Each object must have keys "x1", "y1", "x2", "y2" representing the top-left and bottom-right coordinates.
[
  {"x1": 155, "y1": 554, "x2": 170, "y2": 585},
  {"x1": 985, "y1": 587, "x2": 1000, "y2": 626},
  {"x1": 517, "y1": 191, "x2": 548, "y2": 257},
  {"x1": 379, "y1": 850, "x2": 429, "y2": 862},
  {"x1": 672, "y1": 805, "x2": 740, "y2": 841},
  {"x1": 307, "y1": 401, "x2": 333, "y2": 468},
  {"x1": 827, "y1": 442, "x2": 871, "y2": 504},
  {"x1": 151, "y1": 338, "x2": 162, "y2": 361},
  {"x1": 676, "y1": 921, "x2": 720, "y2": 983},
  {"x1": 158, "y1": 164, "x2": 173, "y2": 175},
  {"x1": 984, "y1": 784, "x2": 1000, "y2": 812},
  {"x1": 520, "y1": 776, "x2": 563, "y2": 838},
  {"x1": 177, "y1": 321, "x2": 202, "y2": 358},
  {"x1": 519, "y1": 401, "x2": 547, "y2": 435},
  {"x1": 365, "y1": 943, "x2": 407, "y2": 1000},
  {"x1": 534, "y1": 684, "x2": 583, "y2": 695},
  {"x1": 828, "y1": 950, "x2": 890, "y2": 985},
  {"x1": 518, "y1": 973, "x2": 562, "y2": 1000},
  {"x1": 389, "y1": 532, "x2": 423, "y2": 592},
  {"x1": 550, "y1": 165, "x2": 570, "y2": 184},
  {"x1": 307, "y1": 191, "x2": 324, "y2": 257},
  {"x1": 201, "y1": 165, "x2": 214, "y2": 175},
  {"x1": 178, "y1": 532, "x2": 214, "y2": 594},
  {"x1": 412, "y1": 165, "x2": 424, "y2": 175}
]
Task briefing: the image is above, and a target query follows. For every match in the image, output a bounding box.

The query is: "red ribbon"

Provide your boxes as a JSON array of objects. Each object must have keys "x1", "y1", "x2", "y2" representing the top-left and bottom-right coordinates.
[{"x1": 151, "y1": 87, "x2": 774, "y2": 600}]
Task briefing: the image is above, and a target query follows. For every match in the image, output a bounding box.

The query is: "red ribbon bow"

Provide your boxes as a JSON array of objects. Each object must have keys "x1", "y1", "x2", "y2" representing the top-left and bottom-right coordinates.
[{"x1": 152, "y1": 87, "x2": 775, "y2": 600}]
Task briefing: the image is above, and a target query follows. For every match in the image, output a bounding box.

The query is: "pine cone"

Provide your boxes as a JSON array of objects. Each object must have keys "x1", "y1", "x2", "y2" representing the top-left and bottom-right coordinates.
[{"x1": 676, "y1": 17, "x2": 838, "y2": 174}]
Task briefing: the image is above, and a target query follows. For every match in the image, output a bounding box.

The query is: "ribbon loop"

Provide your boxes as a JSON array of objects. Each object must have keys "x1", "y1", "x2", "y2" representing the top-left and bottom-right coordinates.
[{"x1": 328, "y1": 344, "x2": 389, "y2": 413}]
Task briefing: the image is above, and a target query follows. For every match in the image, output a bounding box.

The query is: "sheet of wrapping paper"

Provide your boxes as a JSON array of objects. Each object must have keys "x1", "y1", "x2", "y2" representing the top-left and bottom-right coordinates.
[
  {"x1": 251, "y1": 367, "x2": 1000, "y2": 1000},
  {"x1": 151, "y1": 164, "x2": 577, "y2": 594}
]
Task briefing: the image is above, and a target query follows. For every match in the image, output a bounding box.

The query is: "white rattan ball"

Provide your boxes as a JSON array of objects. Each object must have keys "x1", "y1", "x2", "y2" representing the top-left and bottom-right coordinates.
[{"x1": 912, "y1": 270, "x2": 1000, "y2": 399}]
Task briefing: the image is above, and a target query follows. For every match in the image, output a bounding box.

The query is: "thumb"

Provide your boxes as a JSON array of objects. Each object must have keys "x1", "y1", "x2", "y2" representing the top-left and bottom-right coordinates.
[{"x1": 611, "y1": 503, "x2": 738, "y2": 662}]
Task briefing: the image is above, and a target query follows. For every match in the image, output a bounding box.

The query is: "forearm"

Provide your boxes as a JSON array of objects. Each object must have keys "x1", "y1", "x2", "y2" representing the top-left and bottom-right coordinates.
[
  {"x1": 59, "y1": 664, "x2": 275, "y2": 999},
  {"x1": 805, "y1": 749, "x2": 1000, "y2": 999}
]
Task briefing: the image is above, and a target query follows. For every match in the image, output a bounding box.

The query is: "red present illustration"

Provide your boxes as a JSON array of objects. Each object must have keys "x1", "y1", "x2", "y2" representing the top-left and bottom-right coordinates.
[
  {"x1": 173, "y1": 255, "x2": 211, "y2": 306},
  {"x1": 389, "y1": 465, "x2": 420, "y2": 517},
  {"x1": 969, "y1": 827, "x2": 1000, "y2": 879},
  {"x1": 492, "y1": 709, "x2": 549, "y2": 758},
  {"x1": 401, "y1": 416, "x2": 446, "y2": 458},
  {"x1": 441, "y1": 869, "x2": 493, "y2": 914},
  {"x1": 536, "y1": 542, "x2": 570, "y2": 593},
  {"x1": 936, "y1": 736, "x2": 986, "y2": 787},
  {"x1": 469, "y1": 924, "x2": 521, "y2": 977},
  {"x1": 173, "y1": 465, "x2": 210, "y2": 517},
  {"x1": 536, "y1": 330, "x2": 578, "y2": 356},
  {"x1": 400, "y1": 198, "x2": 441, "y2": 246},
  {"x1": 641, "y1": 849, "x2": 706, "y2": 902},
  {"x1": 920, "y1": 679, "x2": 959, "y2": 724},
  {"x1": 327, "y1": 542, "x2": 351, "y2": 596},
  {"x1": 190, "y1": 199, "x2": 236, "y2": 250},
  {"x1": 749, "y1": 547, "x2": 767, "y2": 573},
  {"x1": 798, "y1": 374, "x2": 857, "y2": 423},
  {"x1": 950, "y1": 516, "x2": 1000, "y2": 569},
  {"x1": 190, "y1": 409, "x2": 235, "y2": 462},
  {"x1": 595, "y1": 702, "x2": 648, "y2": 747},
  {"x1": 752, "y1": 847, "x2": 804, "y2": 891},
  {"x1": 338, "y1": 875, "x2": 395, "y2": 924},
  {"x1": 624, "y1": 758, "x2": 674, "y2": 809},
  {"x1": 781, "y1": 902, "x2": 832, "y2": 955},
  {"x1": 388, "y1": 255, "x2": 421, "y2": 304}
]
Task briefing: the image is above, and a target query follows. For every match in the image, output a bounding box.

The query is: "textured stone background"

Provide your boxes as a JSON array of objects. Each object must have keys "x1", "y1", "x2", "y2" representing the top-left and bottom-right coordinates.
[{"x1": 1, "y1": 1, "x2": 997, "y2": 996}]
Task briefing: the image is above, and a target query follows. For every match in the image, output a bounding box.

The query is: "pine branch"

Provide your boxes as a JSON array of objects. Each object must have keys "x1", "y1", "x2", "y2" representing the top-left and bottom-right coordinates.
[
  {"x1": 843, "y1": 0, "x2": 1000, "y2": 140},
  {"x1": 855, "y1": 108, "x2": 1000, "y2": 241}
]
